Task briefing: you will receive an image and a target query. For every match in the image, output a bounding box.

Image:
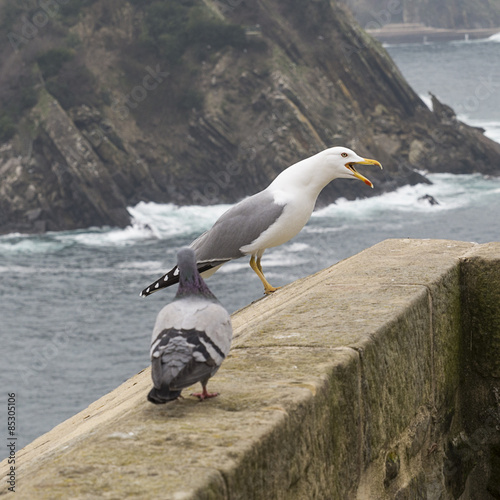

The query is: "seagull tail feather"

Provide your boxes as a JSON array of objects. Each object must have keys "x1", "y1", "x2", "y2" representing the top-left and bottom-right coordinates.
[
  {"x1": 140, "y1": 261, "x2": 227, "y2": 297},
  {"x1": 140, "y1": 266, "x2": 180, "y2": 297}
]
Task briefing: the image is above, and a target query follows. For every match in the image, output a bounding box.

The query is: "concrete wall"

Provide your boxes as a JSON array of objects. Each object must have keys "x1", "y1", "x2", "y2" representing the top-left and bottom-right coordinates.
[{"x1": 1, "y1": 239, "x2": 499, "y2": 499}]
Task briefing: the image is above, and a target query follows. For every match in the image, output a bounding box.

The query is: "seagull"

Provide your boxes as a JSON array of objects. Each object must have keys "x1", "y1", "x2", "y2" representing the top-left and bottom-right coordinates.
[
  {"x1": 141, "y1": 146, "x2": 382, "y2": 297},
  {"x1": 147, "y1": 247, "x2": 233, "y2": 404}
]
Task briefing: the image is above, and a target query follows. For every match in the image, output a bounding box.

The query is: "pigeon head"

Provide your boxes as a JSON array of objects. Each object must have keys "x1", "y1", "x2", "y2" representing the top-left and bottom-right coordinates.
[
  {"x1": 177, "y1": 247, "x2": 198, "y2": 275},
  {"x1": 175, "y1": 247, "x2": 217, "y2": 300}
]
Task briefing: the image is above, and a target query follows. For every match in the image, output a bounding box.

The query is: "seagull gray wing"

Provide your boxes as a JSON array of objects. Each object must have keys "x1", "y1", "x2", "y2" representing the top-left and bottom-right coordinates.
[{"x1": 191, "y1": 190, "x2": 285, "y2": 264}]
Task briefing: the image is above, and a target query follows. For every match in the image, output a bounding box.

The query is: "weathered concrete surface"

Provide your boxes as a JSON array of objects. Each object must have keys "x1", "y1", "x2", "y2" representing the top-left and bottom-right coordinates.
[
  {"x1": 1, "y1": 239, "x2": 499, "y2": 499},
  {"x1": 455, "y1": 243, "x2": 500, "y2": 499}
]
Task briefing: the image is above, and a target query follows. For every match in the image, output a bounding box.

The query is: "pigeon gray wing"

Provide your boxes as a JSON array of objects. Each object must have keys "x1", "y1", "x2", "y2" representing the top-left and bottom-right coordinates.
[
  {"x1": 150, "y1": 329, "x2": 194, "y2": 389},
  {"x1": 151, "y1": 300, "x2": 232, "y2": 354},
  {"x1": 148, "y1": 303, "x2": 228, "y2": 403}
]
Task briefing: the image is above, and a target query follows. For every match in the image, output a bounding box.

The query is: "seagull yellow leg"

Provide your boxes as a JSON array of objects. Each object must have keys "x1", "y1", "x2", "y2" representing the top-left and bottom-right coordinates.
[
  {"x1": 256, "y1": 256, "x2": 263, "y2": 273},
  {"x1": 250, "y1": 256, "x2": 280, "y2": 295},
  {"x1": 258, "y1": 257, "x2": 281, "y2": 292}
]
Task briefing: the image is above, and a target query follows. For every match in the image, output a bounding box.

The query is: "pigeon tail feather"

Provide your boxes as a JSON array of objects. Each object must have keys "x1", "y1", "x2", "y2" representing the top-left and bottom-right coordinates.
[{"x1": 147, "y1": 386, "x2": 182, "y2": 404}]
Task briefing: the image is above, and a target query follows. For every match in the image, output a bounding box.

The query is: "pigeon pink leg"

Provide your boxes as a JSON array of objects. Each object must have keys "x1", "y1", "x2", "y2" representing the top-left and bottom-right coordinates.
[{"x1": 191, "y1": 385, "x2": 219, "y2": 400}]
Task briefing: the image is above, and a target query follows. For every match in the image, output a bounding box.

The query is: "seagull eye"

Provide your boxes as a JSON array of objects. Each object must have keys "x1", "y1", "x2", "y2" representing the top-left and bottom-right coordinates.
[{"x1": 341, "y1": 152, "x2": 348, "y2": 158}]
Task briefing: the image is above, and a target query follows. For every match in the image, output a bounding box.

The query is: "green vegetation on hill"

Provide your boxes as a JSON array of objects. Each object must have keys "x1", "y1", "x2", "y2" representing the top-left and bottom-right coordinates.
[
  {"x1": 36, "y1": 48, "x2": 74, "y2": 78},
  {"x1": 0, "y1": 0, "x2": 251, "y2": 136},
  {"x1": 58, "y1": 0, "x2": 99, "y2": 25},
  {"x1": 133, "y1": 0, "x2": 246, "y2": 62},
  {"x1": 0, "y1": 0, "x2": 95, "y2": 130},
  {"x1": 0, "y1": 115, "x2": 16, "y2": 143}
]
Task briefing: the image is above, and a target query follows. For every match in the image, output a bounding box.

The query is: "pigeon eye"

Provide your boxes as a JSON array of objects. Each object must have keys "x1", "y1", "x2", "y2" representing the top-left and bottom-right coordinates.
[{"x1": 341, "y1": 152, "x2": 348, "y2": 158}]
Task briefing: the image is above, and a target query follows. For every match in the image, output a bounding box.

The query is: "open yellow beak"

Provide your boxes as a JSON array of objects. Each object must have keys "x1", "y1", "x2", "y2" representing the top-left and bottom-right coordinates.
[{"x1": 345, "y1": 158, "x2": 383, "y2": 188}]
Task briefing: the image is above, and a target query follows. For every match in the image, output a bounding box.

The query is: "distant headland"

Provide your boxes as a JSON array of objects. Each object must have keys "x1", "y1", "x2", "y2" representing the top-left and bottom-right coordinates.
[{"x1": 367, "y1": 22, "x2": 500, "y2": 44}]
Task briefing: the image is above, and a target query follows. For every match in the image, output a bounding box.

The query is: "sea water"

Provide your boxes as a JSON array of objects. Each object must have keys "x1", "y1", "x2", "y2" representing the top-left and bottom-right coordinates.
[
  {"x1": 386, "y1": 34, "x2": 500, "y2": 142},
  {"x1": 1, "y1": 35, "x2": 499, "y2": 457}
]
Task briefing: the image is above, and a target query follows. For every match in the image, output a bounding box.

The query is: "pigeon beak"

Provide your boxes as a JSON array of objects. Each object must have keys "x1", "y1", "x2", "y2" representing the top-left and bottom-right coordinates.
[{"x1": 345, "y1": 158, "x2": 383, "y2": 188}]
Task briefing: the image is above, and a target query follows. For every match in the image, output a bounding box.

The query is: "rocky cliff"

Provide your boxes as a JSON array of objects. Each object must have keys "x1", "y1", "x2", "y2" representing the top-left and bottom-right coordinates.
[{"x1": 1, "y1": 0, "x2": 500, "y2": 234}]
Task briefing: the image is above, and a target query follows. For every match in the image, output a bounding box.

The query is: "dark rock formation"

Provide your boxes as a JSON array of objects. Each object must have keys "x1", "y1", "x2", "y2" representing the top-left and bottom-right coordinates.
[
  {"x1": 418, "y1": 194, "x2": 440, "y2": 206},
  {"x1": 0, "y1": 0, "x2": 499, "y2": 234},
  {"x1": 0, "y1": 90, "x2": 147, "y2": 233}
]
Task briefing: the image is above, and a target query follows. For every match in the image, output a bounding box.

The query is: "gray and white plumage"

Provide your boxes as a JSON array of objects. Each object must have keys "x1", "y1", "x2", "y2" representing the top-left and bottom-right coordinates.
[
  {"x1": 147, "y1": 248, "x2": 232, "y2": 404},
  {"x1": 141, "y1": 146, "x2": 382, "y2": 297}
]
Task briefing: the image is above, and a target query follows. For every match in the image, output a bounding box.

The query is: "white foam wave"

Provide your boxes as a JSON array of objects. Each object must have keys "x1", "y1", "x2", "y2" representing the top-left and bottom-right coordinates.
[
  {"x1": 485, "y1": 128, "x2": 500, "y2": 144},
  {"x1": 1, "y1": 173, "x2": 498, "y2": 255},
  {"x1": 0, "y1": 235, "x2": 72, "y2": 254},
  {"x1": 0, "y1": 202, "x2": 232, "y2": 253},
  {"x1": 419, "y1": 94, "x2": 433, "y2": 110},
  {"x1": 128, "y1": 202, "x2": 230, "y2": 240},
  {"x1": 487, "y1": 32, "x2": 500, "y2": 42},
  {"x1": 0, "y1": 265, "x2": 37, "y2": 273},
  {"x1": 312, "y1": 173, "x2": 500, "y2": 221},
  {"x1": 62, "y1": 202, "x2": 223, "y2": 248},
  {"x1": 283, "y1": 242, "x2": 310, "y2": 253},
  {"x1": 58, "y1": 223, "x2": 156, "y2": 247},
  {"x1": 457, "y1": 116, "x2": 500, "y2": 144}
]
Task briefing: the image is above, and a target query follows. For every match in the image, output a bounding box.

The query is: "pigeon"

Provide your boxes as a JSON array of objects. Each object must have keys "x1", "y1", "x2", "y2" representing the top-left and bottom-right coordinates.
[
  {"x1": 147, "y1": 247, "x2": 233, "y2": 404},
  {"x1": 140, "y1": 146, "x2": 382, "y2": 297}
]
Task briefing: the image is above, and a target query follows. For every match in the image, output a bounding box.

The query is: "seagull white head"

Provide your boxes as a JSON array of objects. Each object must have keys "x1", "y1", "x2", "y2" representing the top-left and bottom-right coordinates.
[{"x1": 321, "y1": 147, "x2": 383, "y2": 188}]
